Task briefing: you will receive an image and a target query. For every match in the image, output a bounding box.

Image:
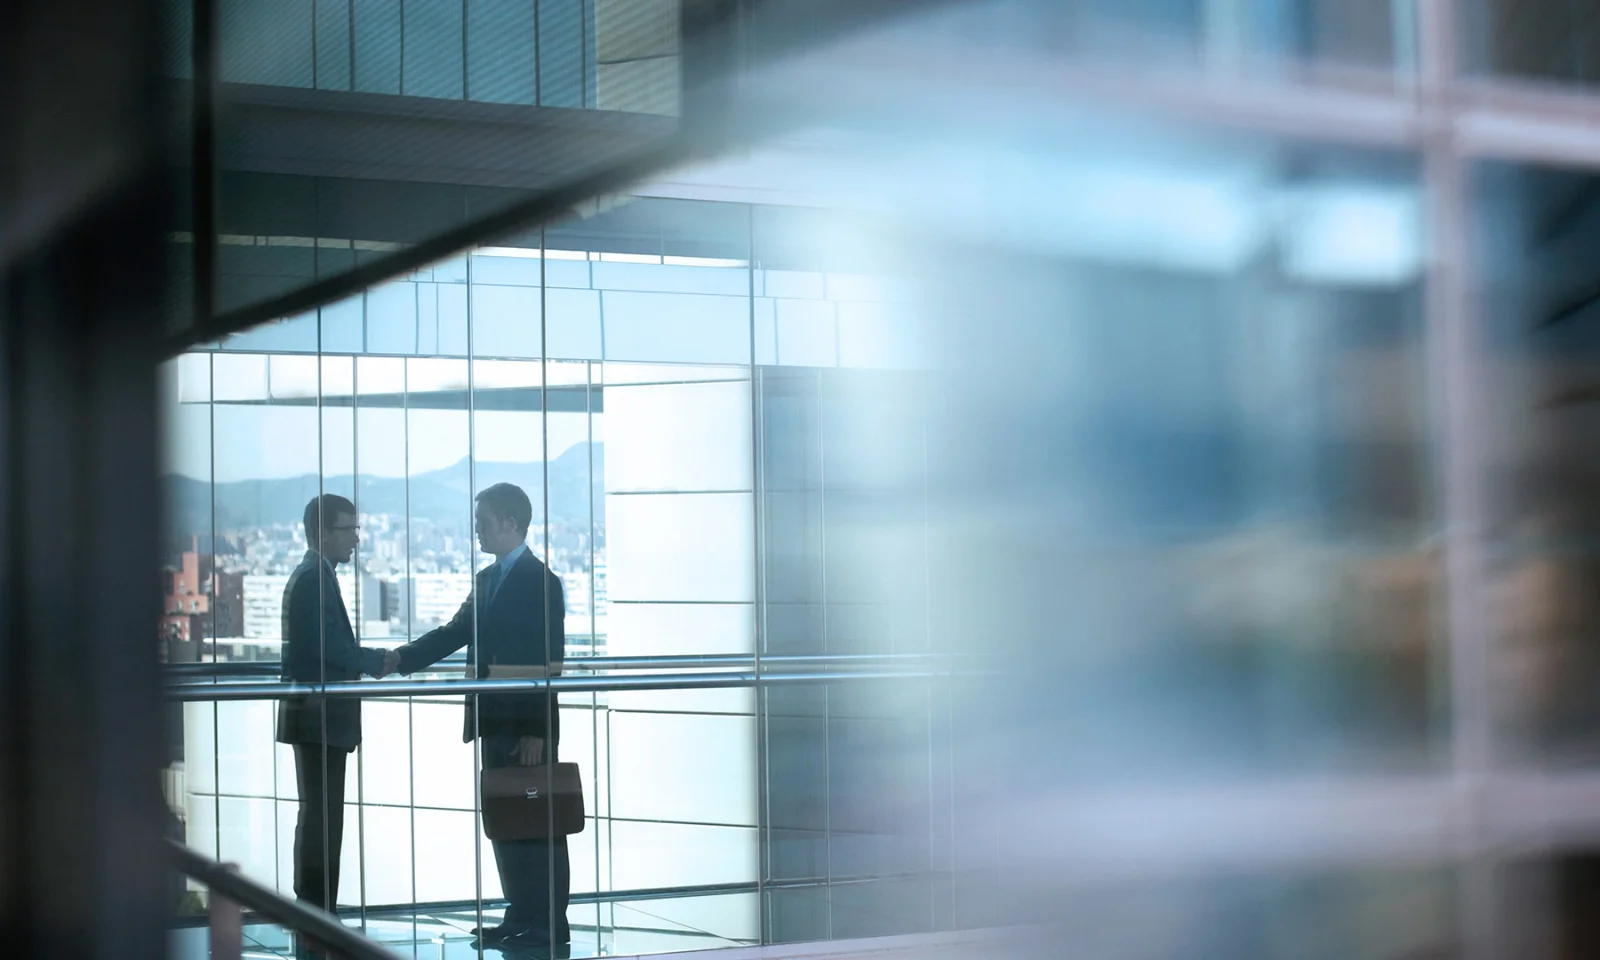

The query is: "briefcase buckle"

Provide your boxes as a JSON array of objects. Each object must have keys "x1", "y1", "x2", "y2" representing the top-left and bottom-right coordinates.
[{"x1": 524, "y1": 787, "x2": 540, "y2": 799}]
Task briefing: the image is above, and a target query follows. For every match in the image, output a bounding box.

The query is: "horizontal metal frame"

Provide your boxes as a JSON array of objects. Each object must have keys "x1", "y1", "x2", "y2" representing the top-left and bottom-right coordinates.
[
  {"x1": 198, "y1": 383, "x2": 604, "y2": 413},
  {"x1": 165, "y1": 652, "x2": 952, "y2": 681},
  {"x1": 168, "y1": 840, "x2": 400, "y2": 960},
  {"x1": 165, "y1": 667, "x2": 960, "y2": 701},
  {"x1": 171, "y1": 869, "x2": 955, "y2": 929},
  {"x1": 180, "y1": 79, "x2": 682, "y2": 190}
]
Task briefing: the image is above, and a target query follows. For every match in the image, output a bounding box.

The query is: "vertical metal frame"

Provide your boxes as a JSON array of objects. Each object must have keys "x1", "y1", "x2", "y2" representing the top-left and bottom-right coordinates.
[
  {"x1": 464, "y1": 250, "x2": 488, "y2": 952},
  {"x1": 404, "y1": 353, "x2": 421, "y2": 946},
  {"x1": 585, "y1": 350, "x2": 604, "y2": 948},
  {"x1": 1417, "y1": 1, "x2": 1496, "y2": 956},
  {"x1": 747, "y1": 205, "x2": 771, "y2": 944},
  {"x1": 191, "y1": 0, "x2": 218, "y2": 341}
]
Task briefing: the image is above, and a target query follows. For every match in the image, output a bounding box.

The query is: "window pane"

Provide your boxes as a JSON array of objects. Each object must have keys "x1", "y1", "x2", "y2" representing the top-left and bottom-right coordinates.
[{"x1": 1476, "y1": 160, "x2": 1600, "y2": 768}]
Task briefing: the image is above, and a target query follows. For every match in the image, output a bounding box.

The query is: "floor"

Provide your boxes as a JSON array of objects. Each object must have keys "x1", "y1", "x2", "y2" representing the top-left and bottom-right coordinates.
[{"x1": 171, "y1": 901, "x2": 750, "y2": 959}]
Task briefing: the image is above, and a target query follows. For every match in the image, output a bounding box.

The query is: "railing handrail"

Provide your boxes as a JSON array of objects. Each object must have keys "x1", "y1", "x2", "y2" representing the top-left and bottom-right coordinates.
[
  {"x1": 165, "y1": 666, "x2": 966, "y2": 701},
  {"x1": 167, "y1": 840, "x2": 401, "y2": 960},
  {"x1": 165, "y1": 651, "x2": 952, "y2": 680}
]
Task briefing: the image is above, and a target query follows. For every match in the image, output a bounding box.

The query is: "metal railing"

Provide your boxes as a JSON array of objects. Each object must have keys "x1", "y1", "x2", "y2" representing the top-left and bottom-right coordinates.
[
  {"x1": 165, "y1": 651, "x2": 949, "y2": 681},
  {"x1": 168, "y1": 840, "x2": 400, "y2": 960},
  {"x1": 164, "y1": 660, "x2": 964, "y2": 702}
]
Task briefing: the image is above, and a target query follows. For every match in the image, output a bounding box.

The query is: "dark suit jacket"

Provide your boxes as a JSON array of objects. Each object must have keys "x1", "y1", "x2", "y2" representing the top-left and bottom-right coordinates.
[
  {"x1": 275, "y1": 551, "x2": 384, "y2": 751},
  {"x1": 396, "y1": 548, "x2": 565, "y2": 744}
]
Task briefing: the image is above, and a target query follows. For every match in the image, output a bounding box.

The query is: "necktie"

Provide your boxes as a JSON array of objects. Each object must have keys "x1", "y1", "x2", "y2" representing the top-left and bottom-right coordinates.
[{"x1": 485, "y1": 562, "x2": 504, "y2": 606}]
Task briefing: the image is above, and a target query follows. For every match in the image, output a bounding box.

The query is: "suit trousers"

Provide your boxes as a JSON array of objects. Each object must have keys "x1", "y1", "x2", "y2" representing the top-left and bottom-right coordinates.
[
  {"x1": 482, "y1": 734, "x2": 571, "y2": 941},
  {"x1": 291, "y1": 743, "x2": 350, "y2": 912}
]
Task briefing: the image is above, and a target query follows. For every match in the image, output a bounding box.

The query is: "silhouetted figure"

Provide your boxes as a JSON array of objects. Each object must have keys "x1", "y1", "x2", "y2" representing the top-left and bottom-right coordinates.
[
  {"x1": 277, "y1": 494, "x2": 388, "y2": 916},
  {"x1": 394, "y1": 483, "x2": 569, "y2": 957}
]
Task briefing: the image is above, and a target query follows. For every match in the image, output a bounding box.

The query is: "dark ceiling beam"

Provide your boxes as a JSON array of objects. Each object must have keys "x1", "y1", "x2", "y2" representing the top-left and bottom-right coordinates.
[
  {"x1": 166, "y1": 80, "x2": 677, "y2": 192},
  {"x1": 172, "y1": 134, "x2": 695, "y2": 356}
]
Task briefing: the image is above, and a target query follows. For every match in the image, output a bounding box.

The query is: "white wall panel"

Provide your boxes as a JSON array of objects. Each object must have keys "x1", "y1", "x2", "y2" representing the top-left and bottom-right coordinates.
[
  {"x1": 609, "y1": 821, "x2": 757, "y2": 889},
  {"x1": 358, "y1": 700, "x2": 412, "y2": 807},
  {"x1": 411, "y1": 700, "x2": 476, "y2": 811},
  {"x1": 605, "y1": 380, "x2": 752, "y2": 493},
  {"x1": 606, "y1": 493, "x2": 754, "y2": 603},
  {"x1": 357, "y1": 804, "x2": 415, "y2": 906},
  {"x1": 217, "y1": 797, "x2": 282, "y2": 893},
  {"x1": 601, "y1": 291, "x2": 749, "y2": 365},
  {"x1": 214, "y1": 700, "x2": 279, "y2": 799},
  {"x1": 605, "y1": 600, "x2": 754, "y2": 657},
  {"x1": 609, "y1": 713, "x2": 757, "y2": 826},
  {"x1": 413, "y1": 808, "x2": 496, "y2": 903}
]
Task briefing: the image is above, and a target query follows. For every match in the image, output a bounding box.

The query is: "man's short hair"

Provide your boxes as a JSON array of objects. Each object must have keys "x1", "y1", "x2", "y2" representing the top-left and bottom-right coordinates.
[
  {"x1": 303, "y1": 494, "x2": 357, "y2": 546},
  {"x1": 476, "y1": 483, "x2": 533, "y2": 535}
]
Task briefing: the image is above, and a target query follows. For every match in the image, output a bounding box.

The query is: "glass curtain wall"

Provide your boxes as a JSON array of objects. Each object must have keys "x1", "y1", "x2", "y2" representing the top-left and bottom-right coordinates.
[
  {"x1": 706, "y1": 1, "x2": 1600, "y2": 955},
  {"x1": 161, "y1": 0, "x2": 687, "y2": 332},
  {"x1": 160, "y1": 196, "x2": 944, "y2": 955},
  {"x1": 162, "y1": 0, "x2": 678, "y2": 112},
  {"x1": 154, "y1": 0, "x2": 1600, "y2": 956}
]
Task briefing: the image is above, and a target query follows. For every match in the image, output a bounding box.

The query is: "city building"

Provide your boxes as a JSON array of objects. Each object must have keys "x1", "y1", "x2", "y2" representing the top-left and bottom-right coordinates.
[
  {"x1": 241, "y1": 568, "x2": 379, "y2": 640},
  {"x1": 408, "y1": 572, "x2": 476, "y2": 630},
  {"x1": 160, "y1": 543, "x2": 243, "y2": 646},
  {"x1": 240, "y1": 575, "x2": 288, "y2": 640}
]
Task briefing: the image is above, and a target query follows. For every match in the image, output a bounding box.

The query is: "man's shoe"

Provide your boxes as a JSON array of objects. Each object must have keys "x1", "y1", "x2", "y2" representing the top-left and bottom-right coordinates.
[
  {"x1": 469, "y1": 922, "x2": 525, "y2": 945},
  {"x1": 491, "y1": 929, "x2": 571, "y2": 957}
]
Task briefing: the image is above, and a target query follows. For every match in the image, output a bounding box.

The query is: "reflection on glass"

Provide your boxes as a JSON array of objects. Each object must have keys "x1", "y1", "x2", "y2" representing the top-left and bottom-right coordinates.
[
  {"x1": 1476, "y1": 161, "x2": 1600, "y2": 767},
  {"x1": 1465, "y1": 0, "x2": 1600, "y2": 88},
  {"x1": 941, "y1": 0, "x2": 1404, "y2": 73}
]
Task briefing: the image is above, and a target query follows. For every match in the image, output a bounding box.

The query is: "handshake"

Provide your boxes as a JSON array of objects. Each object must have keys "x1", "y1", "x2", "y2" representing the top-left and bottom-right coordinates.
[{"x1": 372, "y1": 649, "x2": 403, "y2": 679}]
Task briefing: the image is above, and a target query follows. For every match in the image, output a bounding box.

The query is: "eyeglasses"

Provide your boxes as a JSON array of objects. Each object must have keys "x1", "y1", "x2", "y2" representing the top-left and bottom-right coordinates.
[{"x1": 328, "y1": 524, "x2": 361, "y2": 532}]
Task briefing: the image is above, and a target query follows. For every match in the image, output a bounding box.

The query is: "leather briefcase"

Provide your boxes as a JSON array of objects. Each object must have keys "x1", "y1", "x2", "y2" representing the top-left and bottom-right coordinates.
[{"x1": 481, "y1": 763, "x2": 586, "y2": 840}]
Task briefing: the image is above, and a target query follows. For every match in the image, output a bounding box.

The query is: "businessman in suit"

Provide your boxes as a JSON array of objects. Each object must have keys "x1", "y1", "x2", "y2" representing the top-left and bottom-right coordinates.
[
  {"x1": 393, "y1": 482, "x2": 568, "y2": 956},
  {"x1": 277, "y1": 494, "x2": 394, "y2": 916}
]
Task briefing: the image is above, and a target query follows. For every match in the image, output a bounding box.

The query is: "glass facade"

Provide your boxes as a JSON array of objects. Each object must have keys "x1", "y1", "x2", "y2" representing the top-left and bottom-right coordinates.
[
  {"x1": 152, "y1": 1, "x2": 1600, "y2": 958},
  {"x1": 163, "y1": 197, "x2": 948, "y2": 954},
  {"x1": 167, "y1": 0, "x2": 678, "y2": 111}
]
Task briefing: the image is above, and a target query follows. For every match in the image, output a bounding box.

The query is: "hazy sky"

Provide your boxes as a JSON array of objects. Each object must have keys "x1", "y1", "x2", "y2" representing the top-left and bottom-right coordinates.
[{"x1": 165, "y1": 405, "x2": 598, "y2": 482}]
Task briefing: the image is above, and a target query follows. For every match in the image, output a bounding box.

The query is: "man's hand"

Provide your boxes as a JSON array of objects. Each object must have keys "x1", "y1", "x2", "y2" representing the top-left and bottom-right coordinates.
[
  {"x1": 375, "y1": 650, "x2": 401, "y2": 678},
  {"x1": 513, "y1": 736, "x2": 544, "y2": 766}
]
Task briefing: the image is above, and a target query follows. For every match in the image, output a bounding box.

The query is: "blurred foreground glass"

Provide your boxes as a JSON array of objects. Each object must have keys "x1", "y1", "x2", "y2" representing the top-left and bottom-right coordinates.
[
  {"x1": 694, "y1": 3, "x2": 1445, "y2": 941},
  {"x1": 730, "y1": 123, "x2": 1437, "y2": 777},
  {"x1": 1476, "y1": 160, "x2": 1600, "y2": 768},
  {"x1": 1463, "y1": 0, "x2": 1600, "y2": 90},
  {"x1": 903, "y1": 0, "x2": 1410, "y2": 77}
]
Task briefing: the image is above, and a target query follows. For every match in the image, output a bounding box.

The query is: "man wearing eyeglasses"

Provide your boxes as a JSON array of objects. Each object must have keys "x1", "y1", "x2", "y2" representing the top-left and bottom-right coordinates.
[{"x1": 278, "y1": 494, "x2": 393, "y2": 921}]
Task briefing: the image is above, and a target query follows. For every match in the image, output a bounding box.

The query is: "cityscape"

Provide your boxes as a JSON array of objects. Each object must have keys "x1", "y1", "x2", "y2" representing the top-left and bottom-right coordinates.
[{"x1": 160, "y1": 447, "x2": 607, "y2": 660}]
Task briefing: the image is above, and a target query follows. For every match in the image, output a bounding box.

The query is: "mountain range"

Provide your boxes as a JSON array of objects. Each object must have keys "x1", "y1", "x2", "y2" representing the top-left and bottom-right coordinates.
[{"x1": 164, "y1": 442, "x2": 604, "y2": 537}]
